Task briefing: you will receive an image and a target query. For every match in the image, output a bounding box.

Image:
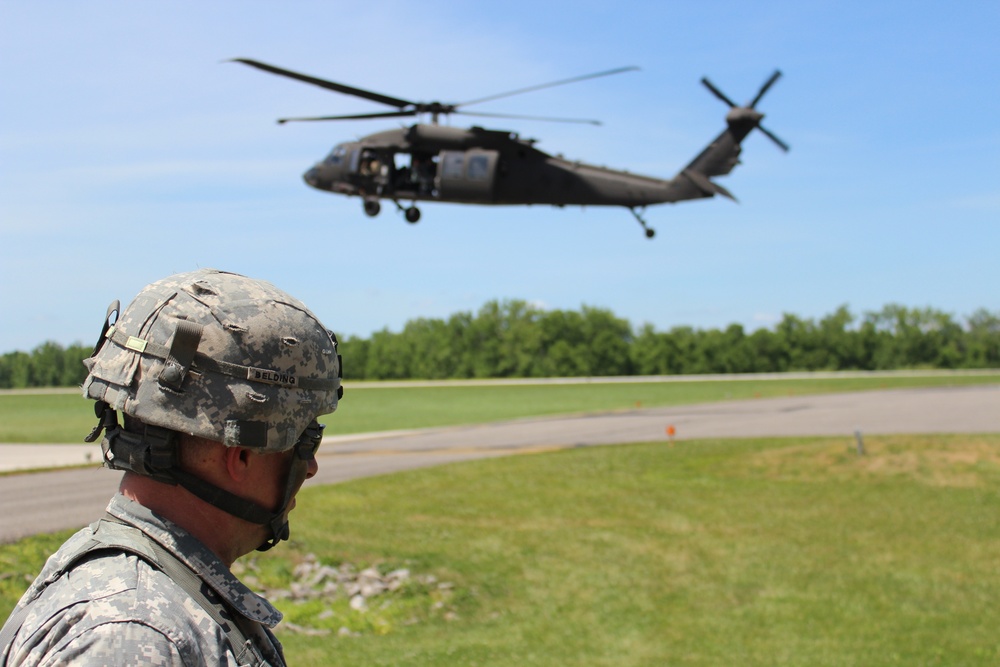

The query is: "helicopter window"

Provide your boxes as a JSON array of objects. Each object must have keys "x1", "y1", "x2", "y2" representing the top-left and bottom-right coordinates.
[
  {"x1": 358, "y1": 150, "x2": 384, "y2": 177},
  {"x1": 441, "y1": 153, "x2": 465, "y2": 180},
  {"x1": 466, "y1": 155, "x2": 489, "y2": 181},
  {"x1": 325, "y1": 145, "x2": 347, "y2": 165}
]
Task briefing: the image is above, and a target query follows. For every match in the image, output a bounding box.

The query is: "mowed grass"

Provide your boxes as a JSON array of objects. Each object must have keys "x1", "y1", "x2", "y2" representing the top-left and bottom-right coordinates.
[
  {"x1": 2, "y1": 372, "x2": 999, "y2": 443},
  {"x1": 4, "y1": 433, "x2": 998, "y2": 665}
]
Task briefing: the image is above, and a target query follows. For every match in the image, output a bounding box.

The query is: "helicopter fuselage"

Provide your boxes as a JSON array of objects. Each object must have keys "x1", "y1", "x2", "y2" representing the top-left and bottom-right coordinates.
[{"x1": 303, "y1": 124, "x2": 685, "y2": 210}]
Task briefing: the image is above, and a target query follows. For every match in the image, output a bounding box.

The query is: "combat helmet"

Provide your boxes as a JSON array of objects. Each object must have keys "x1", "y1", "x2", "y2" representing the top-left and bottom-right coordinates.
[{"x1": 83, "y1": 268, "x2": 343, "y2": 550}]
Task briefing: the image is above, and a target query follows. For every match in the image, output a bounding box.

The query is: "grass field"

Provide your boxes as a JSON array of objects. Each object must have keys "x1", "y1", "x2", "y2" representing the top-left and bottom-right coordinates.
[
  {"x1": 3, "y1": 433, "x2": 999, "y2": 665},
  {"x1": 2, "y1": 371, "x2": 999, "y2": 443}
]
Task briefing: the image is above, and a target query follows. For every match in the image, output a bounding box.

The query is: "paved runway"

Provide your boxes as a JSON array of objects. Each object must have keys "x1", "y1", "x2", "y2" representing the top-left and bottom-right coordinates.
[{"x1": 1, "y1": 385, "x2": 997, "y2": 543}]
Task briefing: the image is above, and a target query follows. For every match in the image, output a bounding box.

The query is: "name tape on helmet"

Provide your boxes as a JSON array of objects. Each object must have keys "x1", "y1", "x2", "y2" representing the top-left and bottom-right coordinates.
[{"x1": 247, "y1": 367, "x2": 297, "y2": 387}]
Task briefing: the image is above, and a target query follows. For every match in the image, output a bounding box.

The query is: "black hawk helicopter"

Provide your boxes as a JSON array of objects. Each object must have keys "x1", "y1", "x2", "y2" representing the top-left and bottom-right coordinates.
[{"x1": 232, "y1": 59, "x2": 788, "y2": 238}]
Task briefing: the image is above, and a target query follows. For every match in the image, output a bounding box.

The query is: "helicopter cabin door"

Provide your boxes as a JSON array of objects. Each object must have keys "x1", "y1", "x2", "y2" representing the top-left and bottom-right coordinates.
[{"x1": 436, "y1": 150, "x2": 499, "y2": 202}]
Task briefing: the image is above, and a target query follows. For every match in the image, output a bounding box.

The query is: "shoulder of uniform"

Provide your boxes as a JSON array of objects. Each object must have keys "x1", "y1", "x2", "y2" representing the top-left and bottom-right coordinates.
[
  {"x1": 37, "y1": 620, "x2": 190, "y2": 666},
  {"x1": 12, "y1": 572, "x2": 235, "y2": 666}
]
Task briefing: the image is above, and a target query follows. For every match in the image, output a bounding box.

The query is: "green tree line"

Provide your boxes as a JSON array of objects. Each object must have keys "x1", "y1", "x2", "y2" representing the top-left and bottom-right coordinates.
[
  {"x1": 2, "y1": 303, "x2": 999, "y2": 388},
  {"x1": 0, "y1": 341, "x2": 93, "y2": 389}
]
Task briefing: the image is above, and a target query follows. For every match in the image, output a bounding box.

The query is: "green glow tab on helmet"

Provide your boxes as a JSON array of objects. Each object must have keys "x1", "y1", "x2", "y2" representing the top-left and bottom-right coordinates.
[{"x1": 125, "y1": 336, "x2": 148, "y2": 353}]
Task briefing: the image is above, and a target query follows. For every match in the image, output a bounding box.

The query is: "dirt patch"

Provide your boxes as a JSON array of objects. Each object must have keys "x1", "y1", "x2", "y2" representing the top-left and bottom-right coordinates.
[{"x1": 739, "y1": 435, "x2": 1000, "y2": 488}]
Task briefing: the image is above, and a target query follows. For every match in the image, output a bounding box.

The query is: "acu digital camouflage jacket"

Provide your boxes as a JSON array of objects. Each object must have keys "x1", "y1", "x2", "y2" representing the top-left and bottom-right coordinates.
[{"x1": 1, "y1": 494, "x2": 286, "y2": 666}]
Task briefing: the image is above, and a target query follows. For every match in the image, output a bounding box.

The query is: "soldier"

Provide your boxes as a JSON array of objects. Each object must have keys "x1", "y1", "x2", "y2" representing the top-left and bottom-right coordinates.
[{"x1": 0, "y1": 268, "x2": 343, "y2": 666}]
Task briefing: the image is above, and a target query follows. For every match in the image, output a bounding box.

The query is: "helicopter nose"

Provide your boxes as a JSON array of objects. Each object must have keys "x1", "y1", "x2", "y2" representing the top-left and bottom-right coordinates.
[
  {"x1": 303, "y1": 167, "x2": 319, "y2": 187},
  {"x1": 303, "y1": 166, "x2": 333, "y2": 190}
]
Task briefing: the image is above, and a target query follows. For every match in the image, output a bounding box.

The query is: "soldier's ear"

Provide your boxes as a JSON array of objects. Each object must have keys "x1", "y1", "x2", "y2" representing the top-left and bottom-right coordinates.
[{"x1": 223, "y1": 447, "x2": 253, "y2": 483}]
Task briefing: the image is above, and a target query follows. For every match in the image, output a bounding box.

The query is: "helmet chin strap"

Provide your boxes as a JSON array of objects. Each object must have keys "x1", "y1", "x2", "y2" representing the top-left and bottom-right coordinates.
[
  {"x1": 168, "y1": 466, "x2": 295, "y2": 552},
  {"x1": 93, "y1": 404, "x2": 323, "y2": 553},
  {"x1": 256, "y1": 421, "x2": 324, "y2": 551}
]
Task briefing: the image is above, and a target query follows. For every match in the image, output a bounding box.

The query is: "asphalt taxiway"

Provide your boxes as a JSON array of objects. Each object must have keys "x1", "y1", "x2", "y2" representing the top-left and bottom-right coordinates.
[{"x1": 1, "y1": 385, "x2": 997, "y2": 543}]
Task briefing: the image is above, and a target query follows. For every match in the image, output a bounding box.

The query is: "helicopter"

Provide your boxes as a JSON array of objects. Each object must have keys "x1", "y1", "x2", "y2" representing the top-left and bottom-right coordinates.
[{"x1": 231, "y1": 58, "x2": 788, "y2": 238}]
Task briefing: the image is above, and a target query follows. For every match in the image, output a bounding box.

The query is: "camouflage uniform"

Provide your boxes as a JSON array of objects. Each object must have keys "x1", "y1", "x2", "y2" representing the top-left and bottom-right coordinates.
[{"x1": 2, "y1": 494, "x2": 286, "y2": 666}]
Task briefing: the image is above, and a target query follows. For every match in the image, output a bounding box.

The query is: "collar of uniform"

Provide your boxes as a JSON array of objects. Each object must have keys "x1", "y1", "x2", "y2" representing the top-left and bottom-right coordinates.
[{"x1": 105, "y1": 493, "x2": 284, "y2": 628}]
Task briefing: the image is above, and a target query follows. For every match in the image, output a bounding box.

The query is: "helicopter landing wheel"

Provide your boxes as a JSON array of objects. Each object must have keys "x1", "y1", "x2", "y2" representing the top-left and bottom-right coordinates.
[
  {"x1": 404, "y1": 206, "x2": 421, "y2": 224},
  {"x1": 629, "y1": 207, "x2": 656, "y2": 240},
  {"x1": 363, "y1": 198, "x2": 381, "y2": 217}
]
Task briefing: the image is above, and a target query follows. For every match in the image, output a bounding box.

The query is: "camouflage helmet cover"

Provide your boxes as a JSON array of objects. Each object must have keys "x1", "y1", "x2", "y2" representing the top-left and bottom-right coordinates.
[{"x1": 83, "y1": 268, "x2": 341, "y2": 453}]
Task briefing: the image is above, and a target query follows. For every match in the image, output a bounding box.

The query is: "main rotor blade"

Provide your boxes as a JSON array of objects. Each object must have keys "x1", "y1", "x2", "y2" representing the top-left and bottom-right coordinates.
[
  {"x1": 700, "y1": 77, "x2": 739, "y2": 108},
  {"x1": 276, "y1": 110, "x2": 417, "y2": 124},
  {"x1": 758, "y1": 124, "x2": 790, "y2": 152},
  {"x1": 749, "y1": 70, "x2": 782, "y2": 108},
  {"x1": 459, "y1": 66, "x2": 640, "y2": 108},
  {"x1": 458, "y1": 110, "x2": 602, "y2": 125},
  {"x1": 230, "y1": 58, "x2": 413, "y2": 109}
]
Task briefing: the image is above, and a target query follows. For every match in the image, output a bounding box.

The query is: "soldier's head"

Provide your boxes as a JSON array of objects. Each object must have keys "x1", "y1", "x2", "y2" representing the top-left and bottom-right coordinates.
[{"x1": 82, "y1": 268, "x2": 342, "y2": 551}]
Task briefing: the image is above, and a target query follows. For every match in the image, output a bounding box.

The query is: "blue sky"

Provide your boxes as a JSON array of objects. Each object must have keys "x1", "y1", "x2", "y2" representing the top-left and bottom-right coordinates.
[{"x1": 2, "y1": 1, "x2": 997, "y2": 353}]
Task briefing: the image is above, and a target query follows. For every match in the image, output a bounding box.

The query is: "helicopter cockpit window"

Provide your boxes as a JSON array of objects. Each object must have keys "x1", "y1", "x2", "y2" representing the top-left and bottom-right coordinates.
[
  {"x1": 466, "y1": 155, "x2": 489, "y2": 181},
  {"x1": 325, "y1": 145, "x2": 348, "y2": 165}
]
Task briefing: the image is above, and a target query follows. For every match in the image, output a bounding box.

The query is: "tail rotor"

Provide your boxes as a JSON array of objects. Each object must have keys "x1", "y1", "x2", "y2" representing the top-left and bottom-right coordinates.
[{"x1": 701, "y1": 70, "x2": 789, "y2": 152}]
